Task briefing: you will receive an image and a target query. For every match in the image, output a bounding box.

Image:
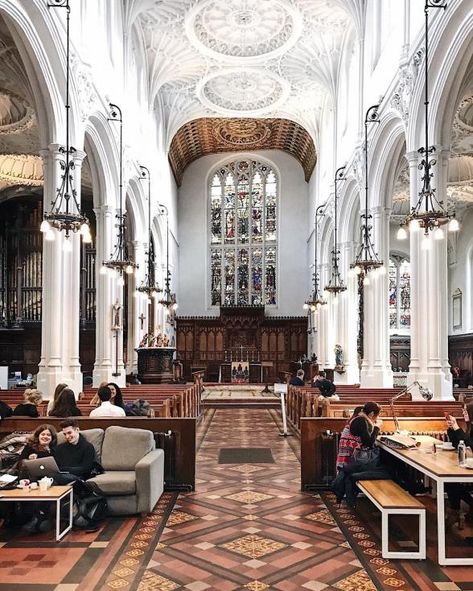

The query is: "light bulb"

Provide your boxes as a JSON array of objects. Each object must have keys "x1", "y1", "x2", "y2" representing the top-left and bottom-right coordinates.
[
  {"x1": 82, "y1": 230, "x2": 92, "y2": 244},
  {"x1": 303, "y1": 303, "x2": 309, "y2": 310},
  {"x1": 448, "y1": 218, "x2": 459, "y2": 232},
  {"x1": 310, "y1": 305, "x2": 316, "y2": 312},
  {"x1": 172, "y1": 303, "x2": 178, "y2": 310},
  {"x1": 63, "y1": 239, "x2": 72, "y2": 252},
  {"x1": 434, "y1": 227, "x2": 444, "y2": 240},
  {"x1": 125, "y1": 265, "x2": 134, "y2": 275},
  {"x1": 397, "y1": 226, "x2": 408, "y2": 240},
  {"x1": 363, "y1": 275, "x2": 370, "y2": 286},
  {"x1": 80, "y1": 223, "x2": 89, "y2": 235},
  {"x1": 117, "y1": 276, "x2": 125, "y2": 287},
  {"x1": 354, "y1": 265, "x2": 361, "y2": 275},
  {"x1": 45, "y1": 229, "x2": 55, "y2": 241},
  {"x1": 40, "y1": 220, "x2": 50, "y2": 233},
  {"x1": 100, "y1": 265, "x2": 108, "y2": 275},
  {"x1": 409, "y1": 219, "x2": 420, "y2": 232}
]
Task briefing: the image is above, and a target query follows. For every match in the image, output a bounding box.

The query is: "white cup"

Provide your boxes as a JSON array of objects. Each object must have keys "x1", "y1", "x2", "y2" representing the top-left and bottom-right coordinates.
[
  {"x1": 465, "y1": 458, "x2": 473, "y2": 469},
  {"x1": 39, "y1": 477, "x2": 53, "y2": 491}
]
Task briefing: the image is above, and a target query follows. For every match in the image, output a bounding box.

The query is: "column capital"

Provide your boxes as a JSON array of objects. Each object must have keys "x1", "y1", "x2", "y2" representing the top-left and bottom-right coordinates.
[
  {"x1": 405, "y1": 150, "x2": 420, "y2": 164},
  {"x1": 93, "y1": 204, "x2": 114, "y2": 216}
]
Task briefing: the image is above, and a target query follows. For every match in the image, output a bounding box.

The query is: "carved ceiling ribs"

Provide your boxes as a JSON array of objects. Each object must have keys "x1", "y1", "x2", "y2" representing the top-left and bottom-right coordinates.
[{"x1": 168, "y1": 117, "x2": 316, "y2": 185}]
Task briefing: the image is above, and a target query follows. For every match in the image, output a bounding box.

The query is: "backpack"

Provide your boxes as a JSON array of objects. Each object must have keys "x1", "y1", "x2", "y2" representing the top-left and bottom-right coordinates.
[
  {"x1": 125, "y1": 398, "x2": 151, "y2": 416},
  {"x1": 73, "y1": 495, "x2": 108, "y2": 530}
]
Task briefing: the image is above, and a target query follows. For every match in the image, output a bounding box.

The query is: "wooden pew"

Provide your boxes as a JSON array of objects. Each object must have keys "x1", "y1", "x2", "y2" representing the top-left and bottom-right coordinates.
[{"x1": 0, "y1": 416, "x2": 197, "y2": 492}]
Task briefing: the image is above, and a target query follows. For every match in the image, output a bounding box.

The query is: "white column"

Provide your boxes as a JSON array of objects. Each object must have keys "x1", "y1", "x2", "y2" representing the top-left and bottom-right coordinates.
[
  {"x1": 126, "y1": 240, "x2": 145, "y2": 374},
  {"x1": 360, "y1": 207, "x2": 393, "y2": 387},
  {"x1": 407, "y1": 149, "x2": 453, "y2": 400},
  {"x1": 92, "y1": 204, "x2": 115, "y2": 386},
  {"x1": 336, "y1": 241, "x2": 359, "y2": 384},
  {"x1": 37, "y1": 145, "x2": 85, "y2": 398},
  {"x1": 318, "y1": 263, "x2": 331, "y2": 369}
]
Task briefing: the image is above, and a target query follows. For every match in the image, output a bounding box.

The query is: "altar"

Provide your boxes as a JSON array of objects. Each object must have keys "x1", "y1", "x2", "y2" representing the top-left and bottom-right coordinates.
[{"x1": 136, "y1": 347, "x2": 175, "y2": 383}]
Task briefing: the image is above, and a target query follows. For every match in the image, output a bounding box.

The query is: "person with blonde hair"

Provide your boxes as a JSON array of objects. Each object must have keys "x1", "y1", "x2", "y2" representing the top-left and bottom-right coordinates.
[{"x1": 12, "y1": 389, "x2": 43, "y2": 417}]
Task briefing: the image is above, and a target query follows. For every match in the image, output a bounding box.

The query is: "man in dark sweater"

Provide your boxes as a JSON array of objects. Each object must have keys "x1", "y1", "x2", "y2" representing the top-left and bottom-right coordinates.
[{"x1": 55, "y1": 418, "x2": 96, "y2": 480}]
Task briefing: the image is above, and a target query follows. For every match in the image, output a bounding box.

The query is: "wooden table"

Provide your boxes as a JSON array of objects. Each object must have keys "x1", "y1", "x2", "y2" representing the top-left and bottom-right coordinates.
[
  {"x1": 0, "y1": 485, "x2": 73, "y2": 541},
  {"x1": 378, "y1": 441, "x2": 473, "y2": 565}
]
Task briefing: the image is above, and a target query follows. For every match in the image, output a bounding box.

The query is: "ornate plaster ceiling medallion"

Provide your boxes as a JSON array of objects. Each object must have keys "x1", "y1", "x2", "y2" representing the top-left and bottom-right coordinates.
[
  {"x1": 216, "y1": 119, "x2": 271, "y2": 145},
  {"x1": 0, "y1": 89, "x2": 34, "y2": 135},
  {"x1": 0, "y1": 154, "x2": 43, "y2": 186},
  {"x1": 197, "y1": 69, "x2": 290, "y2": 116},
  {"x1": 185, "y1": 0, "x2": 303, "y2": 63}
]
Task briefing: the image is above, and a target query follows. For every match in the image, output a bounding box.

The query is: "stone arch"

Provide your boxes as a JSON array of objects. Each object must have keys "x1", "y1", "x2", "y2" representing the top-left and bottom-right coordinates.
[
  {"x1": 408, "y1": 1, "x2": 473, "y2": 149},
  {"x1": 84, "y1": 112, "x2": 119, "y2": 209},
  {"x1": 0, "y1": 0, "x2": 76, "y2": 145}
]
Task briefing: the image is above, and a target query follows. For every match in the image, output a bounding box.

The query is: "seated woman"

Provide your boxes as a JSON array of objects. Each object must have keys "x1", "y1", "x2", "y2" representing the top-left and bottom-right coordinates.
[
  {"x1": 445, "y1": 402, "x2": 473, "y2": 528},
  {"x1": 48, "y1": 388, "x2": 82, "y2": 417},
  {"x1": 12, "y1": 389, "x2": 43, "y2": 417},
  {"x1": 20, "y1": 424, "x2": 57, "y2": 461},
  {"x1": 46, "y1": 383, "x2": 68, "y2": 415},
  {"x1": 89, "y1": 381, "x2": 125, "y2": 411},
  {"x1": 334, "y1": 402, "x2": 388, "y2": 506}
]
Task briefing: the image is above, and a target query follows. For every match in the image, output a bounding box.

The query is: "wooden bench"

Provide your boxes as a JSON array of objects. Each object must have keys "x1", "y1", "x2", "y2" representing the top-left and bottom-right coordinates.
[{"x1": 357, "y1": 479, "x2": 426, "y2": 560}]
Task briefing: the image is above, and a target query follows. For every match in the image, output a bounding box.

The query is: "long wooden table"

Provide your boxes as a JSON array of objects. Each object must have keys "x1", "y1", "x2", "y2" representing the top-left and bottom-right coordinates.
[{"x1": 378, "y1": 441, "x2": 473, "y2": 566}]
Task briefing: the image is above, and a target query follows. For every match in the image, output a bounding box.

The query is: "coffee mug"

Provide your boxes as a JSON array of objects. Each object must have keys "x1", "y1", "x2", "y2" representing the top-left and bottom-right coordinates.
[
  {"x1": 19, "y1": 479, "x2": 30, "y2": 488},
  {"x1": 29, "y1": 482, "x2": 38, "y2": 490}
]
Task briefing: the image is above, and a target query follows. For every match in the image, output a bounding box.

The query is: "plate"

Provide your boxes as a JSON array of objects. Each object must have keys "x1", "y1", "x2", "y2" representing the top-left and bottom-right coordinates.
[{"x1": 464, "y1": 465, "x2": 473, "y2": 470}]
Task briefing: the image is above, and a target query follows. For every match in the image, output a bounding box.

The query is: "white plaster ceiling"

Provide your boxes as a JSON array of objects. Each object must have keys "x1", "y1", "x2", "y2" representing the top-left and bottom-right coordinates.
[{"x1": 136, "y1": 0, "x2": 354, "y2": 144}]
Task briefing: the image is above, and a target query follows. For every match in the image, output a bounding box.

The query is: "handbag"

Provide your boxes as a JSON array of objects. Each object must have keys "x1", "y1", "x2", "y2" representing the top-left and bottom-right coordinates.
[{"x1": 352, "y1": 446, "x2": 381, "y2": 468}]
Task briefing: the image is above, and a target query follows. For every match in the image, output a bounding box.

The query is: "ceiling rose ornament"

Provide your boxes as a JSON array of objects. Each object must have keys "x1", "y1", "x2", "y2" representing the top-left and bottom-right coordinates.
[
  {"x1": 185, "y1": 0, "x2": 303, "y2": 63},
  {"x1": 197, "y1": 68, "x2": 290, "y2": 116},
  {"x1": 216, "y1": 119, "x2": 271, "y2": 146}
]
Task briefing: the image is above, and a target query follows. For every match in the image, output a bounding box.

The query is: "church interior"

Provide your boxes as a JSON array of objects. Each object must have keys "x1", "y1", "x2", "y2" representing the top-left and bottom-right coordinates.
[{"x1": 0, "y1": 0, "x2": 473, "y2": 589}]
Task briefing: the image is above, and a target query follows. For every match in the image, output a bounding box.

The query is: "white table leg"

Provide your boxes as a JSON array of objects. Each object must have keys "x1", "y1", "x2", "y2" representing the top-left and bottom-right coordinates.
[
  {"x1": 56, "y1": 489, "x2": 73, "y2": 541},
  {"x1": 437, "y1": 480, "x2": 446, "y2": 565}
]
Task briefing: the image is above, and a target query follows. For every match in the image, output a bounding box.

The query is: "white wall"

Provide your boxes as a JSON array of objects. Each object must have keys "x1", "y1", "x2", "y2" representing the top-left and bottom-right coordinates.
[{"x1": 177, "y1": 150, "x2": 310, "y2": 317}]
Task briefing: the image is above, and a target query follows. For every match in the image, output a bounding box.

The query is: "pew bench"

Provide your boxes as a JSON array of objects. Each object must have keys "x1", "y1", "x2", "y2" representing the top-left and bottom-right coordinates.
[{"x1": 356, "y1": 479, "x2": 426, "y2": 560}]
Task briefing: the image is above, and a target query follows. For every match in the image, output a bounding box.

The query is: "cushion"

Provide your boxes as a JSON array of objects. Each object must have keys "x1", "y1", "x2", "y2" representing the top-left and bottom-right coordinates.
[
  {"x1": 57, "y1": 429, "x2": 105, "y2": 462},
  {"x1": 101, "y1": 426, "x2": 154, "y2": 471},
  {"x1": 88, "y1": 471, "x2": 136, "y2": 495}
]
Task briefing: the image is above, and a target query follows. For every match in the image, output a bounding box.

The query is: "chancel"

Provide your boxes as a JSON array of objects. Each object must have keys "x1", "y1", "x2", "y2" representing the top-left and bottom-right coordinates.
[{"x1": 0, "y1": 0, "x2": 472, "y2": 587}]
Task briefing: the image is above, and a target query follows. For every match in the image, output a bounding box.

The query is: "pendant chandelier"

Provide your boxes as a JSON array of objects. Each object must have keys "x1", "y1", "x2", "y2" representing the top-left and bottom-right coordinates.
[
  {"x1": 136, "y1": 165, "x2": 162, "y2": 298},
  {"x1": 40, "y1": 0, "x2": 91, "y2": 246},
  {"x1": 350, "y1": 104, "x2": 384, "y2": 284},
  {"x1": 303, "y1": 203, "x2": 327, "y2": 311},
  {"x1": 157, "y1": 204, "x2": 178, "y2": 312},
  {"x1": 325, "y1": 165, "x2": 347, "y2": 296},
  {"x1": 397, "y1": 0, "x2": 458, "y2": 241},
  {"x1": 101, "y1": 103, "x2": 138, "y2": 285}
]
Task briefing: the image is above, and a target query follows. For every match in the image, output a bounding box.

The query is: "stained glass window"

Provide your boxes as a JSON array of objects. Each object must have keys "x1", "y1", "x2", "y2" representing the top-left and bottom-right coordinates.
[
  {"x1": 209, "y1": 160, "x2": 278, "y2": 306},
  {"x1": 389, "y1": 257, "x2": 411, "y2": 330}
]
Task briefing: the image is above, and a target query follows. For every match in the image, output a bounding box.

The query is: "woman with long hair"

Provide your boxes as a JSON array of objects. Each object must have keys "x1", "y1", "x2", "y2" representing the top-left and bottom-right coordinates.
[
  {"x1": 89, "y1": 381, "x2": 125, "y2": 410},
  {"x1": 47, "y1": 383, "x2": 68, "y2": 415},
  {"x1": 19, "y1": 424, "x2": 57, "y2": 461},
  {"x1": 49, "y1": 388, "x2": 82, "y2": 417}
]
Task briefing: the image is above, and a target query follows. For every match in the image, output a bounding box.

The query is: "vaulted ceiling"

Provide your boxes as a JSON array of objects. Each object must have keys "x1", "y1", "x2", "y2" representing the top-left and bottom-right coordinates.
[{"x1": 134, "y1": 0, "x2": 356, "y2": 164}]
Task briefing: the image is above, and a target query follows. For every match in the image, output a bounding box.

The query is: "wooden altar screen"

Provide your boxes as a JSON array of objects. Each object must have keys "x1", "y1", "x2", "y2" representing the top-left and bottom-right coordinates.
[{"x1": 175, "y1": 306, "x2": 307, "y2": 382}]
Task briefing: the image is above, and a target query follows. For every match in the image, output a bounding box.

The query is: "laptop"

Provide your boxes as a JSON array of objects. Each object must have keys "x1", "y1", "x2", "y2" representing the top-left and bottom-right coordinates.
[{"x1": 22, "y1": 456, "x2": 63, "y2": 481}]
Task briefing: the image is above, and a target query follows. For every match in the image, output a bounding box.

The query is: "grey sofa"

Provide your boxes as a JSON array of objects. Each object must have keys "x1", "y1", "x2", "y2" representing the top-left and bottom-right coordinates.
[{"x1": 58, "y1": 426, "x2": 164, "y2": 515}]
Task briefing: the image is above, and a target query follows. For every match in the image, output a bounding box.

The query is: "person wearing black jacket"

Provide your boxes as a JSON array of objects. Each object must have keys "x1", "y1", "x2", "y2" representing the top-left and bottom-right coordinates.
[
  {"x1": 55, "y1": 419, "x2": 96, "y2": 480},
  {"x1": 445, "y1": 404, "x2": 473, "y2": 529},
  {"x1": 289, "y1": 370, "x2": 305, "y2": 386},
  {"x1": 12, "y1": 389, "x2": 42, "y2": 417},
  {"x1": 312, "y1": 371, "x2": 336, "y2": 397}
]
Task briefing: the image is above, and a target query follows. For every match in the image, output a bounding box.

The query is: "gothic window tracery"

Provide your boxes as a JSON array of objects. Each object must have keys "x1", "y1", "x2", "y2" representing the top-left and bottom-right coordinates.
[
  {"x1": 389, "y1": 256, "x2": 411, "y2": 331},
  {"x1": 210, "y1": 160, "x2": 278, "y2": 306}
]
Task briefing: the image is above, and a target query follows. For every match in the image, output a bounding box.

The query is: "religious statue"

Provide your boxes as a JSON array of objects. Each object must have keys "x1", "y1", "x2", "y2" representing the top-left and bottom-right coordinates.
[
  {"x1": 334, "y1": 344, "x2": 344, "y2": 372},
  {"x1": 112, "y1": 300, "x2": 121, "y2": 331}
]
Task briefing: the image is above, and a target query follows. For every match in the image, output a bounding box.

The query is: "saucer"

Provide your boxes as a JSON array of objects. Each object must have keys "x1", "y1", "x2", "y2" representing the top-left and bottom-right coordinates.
[{"x1": 441, "y1": 445, "x2": 454, "y2": 450}]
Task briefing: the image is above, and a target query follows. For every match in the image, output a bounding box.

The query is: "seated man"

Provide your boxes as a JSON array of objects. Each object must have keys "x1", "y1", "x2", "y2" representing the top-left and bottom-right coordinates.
[
  {"x1": 312, "y1": 371, "x2": 337, "y2": 398},
  {"x1": 55, "y1": 418, "x2": 96, "y2": 481},
  {"x1": 89, "y1": 386, "x2": 126, "y2": 417},
  {"x1": 289, "y1": 369, "x2": 305, "y2": 386}
]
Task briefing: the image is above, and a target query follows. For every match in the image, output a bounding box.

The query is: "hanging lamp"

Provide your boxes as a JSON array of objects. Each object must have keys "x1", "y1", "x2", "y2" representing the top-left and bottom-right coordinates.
[
  {"x1": 157, "y1": 203, "x2": 177, "y2": 312},
  {"x1": 40, "y1": 0, "x2": 91, "y2": 245},
  {"x1": 325, "y1": 165, "x2": 347, "y2": 295},
  {"x1": 303, "y1": 203, "x2": 327, "y2": 311},
  {"x1": 397, "y1": 0, "x2": 458, "y2": 241},
  {"x1": 101, "y1": 103, "x2": 138, "y2": 284}
]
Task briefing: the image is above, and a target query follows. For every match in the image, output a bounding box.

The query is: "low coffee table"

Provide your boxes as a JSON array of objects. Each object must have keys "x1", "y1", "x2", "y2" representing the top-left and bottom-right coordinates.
[{"x1": 0, "y1": 485, "x2": 73, "y2": 541}]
